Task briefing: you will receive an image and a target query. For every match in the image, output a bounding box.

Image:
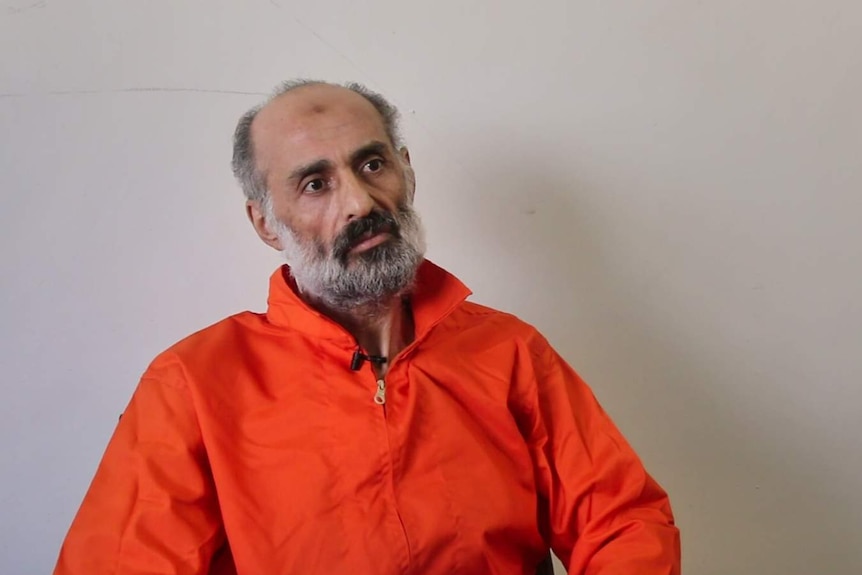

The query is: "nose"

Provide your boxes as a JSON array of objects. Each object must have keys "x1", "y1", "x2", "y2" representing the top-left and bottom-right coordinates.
[{"x1": 340, "y1": 171, "x2": 375, "y2": 221}]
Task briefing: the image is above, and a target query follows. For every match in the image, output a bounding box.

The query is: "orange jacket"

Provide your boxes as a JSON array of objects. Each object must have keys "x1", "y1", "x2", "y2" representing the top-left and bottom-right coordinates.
[{"x1": 54, "y1": 261, "x2": 680, "y2": 575}]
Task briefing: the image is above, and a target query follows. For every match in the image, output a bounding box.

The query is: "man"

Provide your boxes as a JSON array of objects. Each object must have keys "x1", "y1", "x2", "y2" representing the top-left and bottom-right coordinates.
[{"x1": 54, "y1": 80, "x2": 680, "y2": 575}]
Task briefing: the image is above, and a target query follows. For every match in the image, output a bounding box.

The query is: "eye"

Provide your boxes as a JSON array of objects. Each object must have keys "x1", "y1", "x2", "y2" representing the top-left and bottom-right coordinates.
[
  {"x1": 302, "y1": 178, "x2": 326, "y2": 194},
  {"x1": 362, "y1": 158, "x2": 385, "y2": 174}
]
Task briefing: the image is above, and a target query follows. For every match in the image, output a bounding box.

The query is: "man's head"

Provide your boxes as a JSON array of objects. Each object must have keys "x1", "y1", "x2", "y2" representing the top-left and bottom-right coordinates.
[{"x1": 232, "y1": 80, "x2": 426, "y2": 311}]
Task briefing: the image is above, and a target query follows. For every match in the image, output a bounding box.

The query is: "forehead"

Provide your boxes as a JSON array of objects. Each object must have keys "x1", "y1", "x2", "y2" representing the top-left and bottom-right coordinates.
[{"x1": 251, "y1": 85, "x2": 391, "y2": 173}]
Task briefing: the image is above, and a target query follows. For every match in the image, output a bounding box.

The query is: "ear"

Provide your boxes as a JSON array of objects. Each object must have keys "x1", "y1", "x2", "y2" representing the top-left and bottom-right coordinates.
[
  {"x1": 399, "y1": 146, "x2": 411, "y2": 165},
  {"x1": 246, "y1": 198, "x2": 284, "y2": 251},
  {"x1": 399, "y1": 146, "x2": 416, "y2": 201}
]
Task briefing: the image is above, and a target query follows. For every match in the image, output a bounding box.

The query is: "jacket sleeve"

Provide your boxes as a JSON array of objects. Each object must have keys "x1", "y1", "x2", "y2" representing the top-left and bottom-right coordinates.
[
  {"x1": 54, "y1": 355, "x2": 225, "y2": 575},
  {"x1": 518, "y1": 333, "x2": 681, "y2": 575}
]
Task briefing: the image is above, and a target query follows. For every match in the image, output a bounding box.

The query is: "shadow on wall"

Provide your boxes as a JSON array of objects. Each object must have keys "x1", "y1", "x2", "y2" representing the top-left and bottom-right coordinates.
[{"x1": 446, "y1": 150, "x2": 860, "y2": 575}]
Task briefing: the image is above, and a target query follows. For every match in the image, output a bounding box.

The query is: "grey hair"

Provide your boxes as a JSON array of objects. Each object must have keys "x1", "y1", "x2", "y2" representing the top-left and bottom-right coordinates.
[{"x1": 231, "y1": 79, "x2": 403, "y2": 203}]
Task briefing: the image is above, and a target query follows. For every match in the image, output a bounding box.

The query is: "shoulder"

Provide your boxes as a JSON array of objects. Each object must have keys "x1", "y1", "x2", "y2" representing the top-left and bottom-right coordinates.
[
  {"x1": 447, "y1": 300, "x2": 545, "y2": 343},
  {"x1": 143, "y1": 310, "x2": 272, "y2": 380},
  {"x1": 427, "y1": 300, "x2": 552, "y2": 365}
]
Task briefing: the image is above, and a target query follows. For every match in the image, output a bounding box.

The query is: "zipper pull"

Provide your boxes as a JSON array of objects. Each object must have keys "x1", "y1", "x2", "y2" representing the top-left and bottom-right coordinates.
[{"x1": 374, "y1": 378, "x2": 386, "y2": 405}]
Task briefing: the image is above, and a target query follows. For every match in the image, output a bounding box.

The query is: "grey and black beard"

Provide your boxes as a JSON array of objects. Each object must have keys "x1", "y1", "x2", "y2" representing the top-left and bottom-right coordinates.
[{"x1": 273, "y1": 203, "x2": 426, "y2": 313}]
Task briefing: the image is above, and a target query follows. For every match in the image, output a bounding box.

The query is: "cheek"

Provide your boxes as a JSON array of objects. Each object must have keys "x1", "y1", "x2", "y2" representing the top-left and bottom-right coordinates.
[
  {"x1": 290, "y1": 200, "x2": 342, "y2": 245},
  {"x1": 379, "y1": 172, "x2": 412, "y2": 207}
]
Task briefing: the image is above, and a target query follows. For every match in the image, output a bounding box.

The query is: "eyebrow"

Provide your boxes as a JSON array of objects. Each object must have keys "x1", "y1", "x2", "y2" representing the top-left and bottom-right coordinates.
[
  {"x1": 287, "y1": 158, "x2": 333, "y2": 187},
  {"x1": 285, "y1": 141, "x2": 391, "y2": 188},
  {"x1": 349, "y1": 141, "x2": 389, "y2": 166}
]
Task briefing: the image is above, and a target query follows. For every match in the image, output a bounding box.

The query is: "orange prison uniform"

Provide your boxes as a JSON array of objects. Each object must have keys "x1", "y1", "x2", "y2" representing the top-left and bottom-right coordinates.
[{"x1": 54, "y1": 260, "x2": 680, "y2": 574}]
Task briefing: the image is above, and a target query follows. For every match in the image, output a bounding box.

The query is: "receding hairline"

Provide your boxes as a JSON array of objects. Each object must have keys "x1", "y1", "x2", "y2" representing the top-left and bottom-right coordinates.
[
  {"x1": 252, "y1": 83, "x2": 391, "y2": 143},
  {"x1": 232, "y1": 79, "x2": 403, "y2": 202},
  {"x1": 250, "y1": 84, "x2": 399, "y2": 193}
]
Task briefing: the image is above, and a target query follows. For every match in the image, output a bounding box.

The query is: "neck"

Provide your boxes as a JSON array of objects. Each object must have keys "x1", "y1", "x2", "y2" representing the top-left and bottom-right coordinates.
[{"x1": 306, "y1": 294, "x2": 414, "y2": 376}]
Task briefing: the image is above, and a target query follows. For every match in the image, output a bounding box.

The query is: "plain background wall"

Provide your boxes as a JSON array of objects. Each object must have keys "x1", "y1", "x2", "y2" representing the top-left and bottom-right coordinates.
[{"x1": 1, "y1": 1, "x2": 860, "y2": 573}]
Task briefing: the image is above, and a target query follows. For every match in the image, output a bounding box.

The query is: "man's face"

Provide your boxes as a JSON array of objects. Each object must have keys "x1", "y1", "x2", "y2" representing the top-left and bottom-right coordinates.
[{"x1": 249, "y1": 84, "x2": 425, "y2": 309}]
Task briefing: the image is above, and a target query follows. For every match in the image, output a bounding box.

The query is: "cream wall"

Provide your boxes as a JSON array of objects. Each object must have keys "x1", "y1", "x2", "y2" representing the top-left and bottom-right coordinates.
[{"x1": 1, "y1": 1, "x2": 860, "y2": 573}]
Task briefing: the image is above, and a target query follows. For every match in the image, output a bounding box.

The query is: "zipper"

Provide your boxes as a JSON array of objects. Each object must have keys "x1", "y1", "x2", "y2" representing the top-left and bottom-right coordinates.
[
  {"x1": 369, "y1": 369, "x2": 411, "y2": 568},
  {"x1": 373, "y1": 377, "x2": 386, "y2": 405}
]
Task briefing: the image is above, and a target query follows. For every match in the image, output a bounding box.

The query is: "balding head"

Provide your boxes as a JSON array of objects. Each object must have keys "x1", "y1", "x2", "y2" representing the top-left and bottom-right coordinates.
[
  {"x1": 232, "y1": 80, "x2": 403, "y2": 203},
  {"x1": 231, "y1": 80, "x2": 423, "y2": 312}
]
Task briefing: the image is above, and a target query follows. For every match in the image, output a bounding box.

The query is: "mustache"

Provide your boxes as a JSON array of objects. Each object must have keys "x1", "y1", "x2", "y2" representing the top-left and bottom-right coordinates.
[{"x1": 332, "y1": 209, "x2": 401, "y2": 261}]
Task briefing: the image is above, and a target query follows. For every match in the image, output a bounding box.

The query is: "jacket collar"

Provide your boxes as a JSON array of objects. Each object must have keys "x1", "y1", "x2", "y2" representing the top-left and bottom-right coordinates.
[{"x1": 265, "y1": 259, "x2": 472, "y2": 344}]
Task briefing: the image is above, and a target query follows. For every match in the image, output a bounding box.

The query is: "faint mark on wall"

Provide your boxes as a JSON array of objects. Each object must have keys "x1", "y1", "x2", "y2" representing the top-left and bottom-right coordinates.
[
  {"x1": 264, "y1": 0, "x2": 367, "y2": 83},
  {"x1": 0, "y1": 87, "x2": 268, "y2": 99},
  {"x1": 4, "y1": 0, "x2": 46, "y2": 15}
]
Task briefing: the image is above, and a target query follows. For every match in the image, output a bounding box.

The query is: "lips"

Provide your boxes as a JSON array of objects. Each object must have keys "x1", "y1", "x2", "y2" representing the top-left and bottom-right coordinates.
[
  {"x1": 349, "y1": 227, "x2": 393, "y2": 253},
  {"x1": 355, "y1": 225, "x2": 391, "y2": 243},
  {"x1": 333, "y1": 210, "x2": 400, "y2": 261}
]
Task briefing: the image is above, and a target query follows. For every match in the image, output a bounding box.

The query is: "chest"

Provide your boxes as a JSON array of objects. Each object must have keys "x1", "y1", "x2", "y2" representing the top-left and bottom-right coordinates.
[{"x1": 197, "y1": 348, "x2": 544, "y2": 573}]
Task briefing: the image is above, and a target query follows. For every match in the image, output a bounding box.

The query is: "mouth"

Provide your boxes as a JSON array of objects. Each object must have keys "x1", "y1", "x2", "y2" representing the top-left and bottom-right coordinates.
[{"x1": 349, "y1": 230, "x2": 393, "y2": 254}]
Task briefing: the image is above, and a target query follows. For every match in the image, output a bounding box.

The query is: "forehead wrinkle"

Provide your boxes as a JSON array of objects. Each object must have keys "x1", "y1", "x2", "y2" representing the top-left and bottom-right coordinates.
[
  {"x1": 259, "y1": 84, "x2": 385, "y2": 132},
  {"x1": 252, "y1": 89, "x2": 390, "y2": 185}
]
